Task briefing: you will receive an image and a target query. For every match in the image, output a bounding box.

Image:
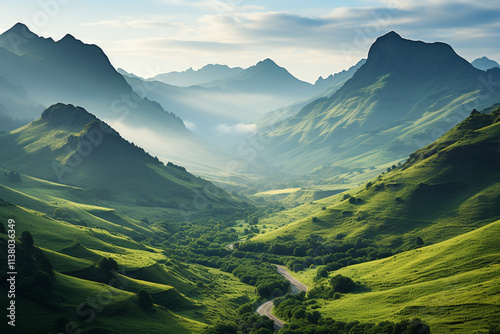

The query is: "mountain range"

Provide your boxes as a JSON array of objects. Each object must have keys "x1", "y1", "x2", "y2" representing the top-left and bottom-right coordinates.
[
  {"x1": 256, "y1": 31, "x2": 500, "y2": 176},
  {"x1": 120, "y1": 58, "x2": 364, "y2": 149},
  {"x1": 0, "y1": 21, "x2": 499, "y2": 334},
  {"x1": 150, "y1": 64, "x2": 244, "y2": 87},
  {"x1": 0, "y1": 23, "x2": 250, "y2": 179}
]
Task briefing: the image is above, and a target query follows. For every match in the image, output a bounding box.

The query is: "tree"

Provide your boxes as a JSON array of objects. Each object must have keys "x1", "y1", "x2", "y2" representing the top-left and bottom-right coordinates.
[
  {"x1": 395, "y1": 196, "x2": 403, "y2": 203},
  {"x1": 0, "y1": 222, "x2": 6, "y2": 234},
  {"x1": 312, "y1": 217, "x2": 320, "y2": 222},
  {"x1": 316, "y1": 267, "x2": 329, "y2": 279},
  {"x1": 7, "y1": 171, "x2": 21, "y2": 182},
  {"x1": 366, "y1": 182, "x2": 373, "y2": 189},
  {"x1": 330, "y1": 274, "x2": 358, "y2": 293},
  {"x1": 137, "y1": 289, "x2": 153, "y2": 310},
  {"x1": 415, "y1": 236, "x2": 424, "y2": 246},
  {"x1": 21, "y1": 231, "x2": 34, "y2": 249},
  {"x1": 349, "y1": 197, "x2": 357, "y2": 204}
]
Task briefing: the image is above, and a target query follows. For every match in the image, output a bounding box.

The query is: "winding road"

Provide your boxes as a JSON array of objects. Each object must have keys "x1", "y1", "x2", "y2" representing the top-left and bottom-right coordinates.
[{"x1": 256, "y1": 265, "x2": 308, "y2": 330}]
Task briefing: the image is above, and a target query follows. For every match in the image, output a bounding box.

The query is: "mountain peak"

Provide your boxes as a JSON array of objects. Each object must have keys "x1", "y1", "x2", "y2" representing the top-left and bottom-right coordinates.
[
  {"x1": 471, "y1": 56, "x2": 500, "y2": 71},
  {"x1": 40, "y1": 103, "x2": 98, "y2": 128},
  {"x1": 4, "y1": 22, "x2": 37, "y2": 38},
  {"x1": 381, "y1": 31, "x2": 402, "y2": 40},
  {"x1": 60, "y1": 33, "x2": 78, "y2": 43},
  {"x1": 258, "y1": 58, "x2": 278, "y2": 67}
]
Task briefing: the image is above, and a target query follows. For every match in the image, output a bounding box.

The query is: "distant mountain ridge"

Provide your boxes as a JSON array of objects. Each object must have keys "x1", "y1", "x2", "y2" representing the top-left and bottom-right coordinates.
[
  {"x1": 201, "y1": 58, "x2": 316, "y2": 96},
  {"x1": 119, "y1": 58, "x2": 334, "y2": 148},
  {"x1": 258, "y1": 31, "x2": 500, "y2": 174},
  {"x1": 471, "y1": 56, "x2": 500, "y2": 71},
  {"x1": 151, "y1": 64, "x2": 243, "y2": 87}
]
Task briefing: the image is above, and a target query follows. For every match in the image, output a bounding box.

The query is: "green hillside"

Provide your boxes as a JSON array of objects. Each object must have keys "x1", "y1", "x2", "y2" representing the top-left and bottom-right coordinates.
[
  {"x1": 0, "y1": 186, "x2": 256, "y2": 333},
  {"x1": 253, "y1": 106, "x2": 500, "y2": 248},
  {"x1": 290, "y1": 219, "x2": 500, "y2": 333},
  {"x1": 0, "y1": 103, "x2": 242, "y2": 218}
]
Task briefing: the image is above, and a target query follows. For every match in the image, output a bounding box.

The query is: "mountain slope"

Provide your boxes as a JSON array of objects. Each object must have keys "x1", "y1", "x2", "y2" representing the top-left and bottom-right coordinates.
[
  {"x1": 258, "y1": 32, "x2": 500, "y2": 175},
  {"x1": 0, "y1": 103, "x2": 241, "y2": 210},
  {"x1": 151, "y1": 64, "x2": 244, "y2": 87},
  {"x1": 471, "y1": 56, "x2": 500, "y2": 71},
  {"x1": 291, "y1": 219, "x2": 500, "y2": 334},
  {"x1": 254, "y1": 105, "x2": 500, "y2": 248},
  {"x1": 255, "y1": 59, "x2": 366, "y2": 129}
]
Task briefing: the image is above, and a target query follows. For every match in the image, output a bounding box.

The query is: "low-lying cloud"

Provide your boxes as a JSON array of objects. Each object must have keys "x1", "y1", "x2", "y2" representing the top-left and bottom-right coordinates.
[{"x1": 215, "y1": 123, "x2": 257, "y2": 135}]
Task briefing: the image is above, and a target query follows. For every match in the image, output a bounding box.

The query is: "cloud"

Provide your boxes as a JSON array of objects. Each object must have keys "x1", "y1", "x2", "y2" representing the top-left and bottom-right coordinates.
[
  {"x1": 82, "y1": 1, "x2": 500, "y2": 82},
  {"x1": 183, "y1": 120, "x2": 197, "y2": 131},
  {"x1": 215, "y1": 123, "x2": 257, "y2": 135},
  {"x1": 81, "y1": 19, "x2": 176, "y2": 29}
]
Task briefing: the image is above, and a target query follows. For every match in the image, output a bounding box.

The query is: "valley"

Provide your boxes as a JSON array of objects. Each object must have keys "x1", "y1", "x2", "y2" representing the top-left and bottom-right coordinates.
[{"x1": 0, "y1": 12, "x2": 499, "y2": 334}]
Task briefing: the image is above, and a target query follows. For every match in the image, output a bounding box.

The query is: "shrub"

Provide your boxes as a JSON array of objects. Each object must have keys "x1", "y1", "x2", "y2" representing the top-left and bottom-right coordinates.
[{"x1": 312, "y1": 217, "x2": 320, "y2": 222}]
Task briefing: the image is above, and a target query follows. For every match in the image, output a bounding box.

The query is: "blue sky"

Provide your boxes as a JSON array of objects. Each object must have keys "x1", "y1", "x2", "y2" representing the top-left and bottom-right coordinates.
[{"x1": 0, "y1": 0, "x2": 499, "y2": 82}]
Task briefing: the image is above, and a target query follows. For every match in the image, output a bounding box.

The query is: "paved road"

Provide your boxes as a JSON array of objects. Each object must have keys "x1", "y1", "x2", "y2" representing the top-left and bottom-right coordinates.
[{"x1": 256, "y1": 265, "x2": 308, "y2": 330}]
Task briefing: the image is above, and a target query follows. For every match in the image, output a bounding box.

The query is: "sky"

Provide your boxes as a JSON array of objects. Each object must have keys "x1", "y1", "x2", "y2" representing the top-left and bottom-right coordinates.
[{"x1": 0, "y1": 0, "x2": 499, "y2": 83}]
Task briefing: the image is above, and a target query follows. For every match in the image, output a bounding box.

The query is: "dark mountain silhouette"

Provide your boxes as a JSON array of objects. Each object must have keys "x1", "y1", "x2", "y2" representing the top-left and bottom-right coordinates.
[
  {"x1": 471, "y1": 56, "x2": 500, "y2": 71},
  {"x1": 151, "y1": 64, "x2": 243, "y2": 87},
  {"x1": 258, "y1": 31, "x2": 500, "y2": 174}
]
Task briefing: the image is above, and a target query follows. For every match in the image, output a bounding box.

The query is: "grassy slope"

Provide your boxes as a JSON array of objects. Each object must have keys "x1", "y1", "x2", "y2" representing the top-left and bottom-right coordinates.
[
  {"x1": 253, "y1": 110, "x2": 500, "y2": 248},
  {"x1": 292, "y1": 219, "x2": 500, "y2": 334},
  {"x1": 0, "y1": 180, "x2": 255, "y2": 332}
]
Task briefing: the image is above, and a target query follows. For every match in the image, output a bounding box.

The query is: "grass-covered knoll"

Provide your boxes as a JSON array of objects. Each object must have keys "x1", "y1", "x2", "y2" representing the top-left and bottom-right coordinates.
[
  {"x1": 298, "y1": 219, "x2": 500, "y2": 334},
  {"x1": 0, "y1": 103, "x2": 242, "y2": 211},
  {"x1": 253, "y1": 107, "x2": 500, "y2": 249}
]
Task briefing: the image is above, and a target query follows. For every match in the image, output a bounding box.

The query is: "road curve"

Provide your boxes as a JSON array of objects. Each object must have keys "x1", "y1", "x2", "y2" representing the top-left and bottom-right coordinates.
[{"x1": 256, "y1": 264, "x2": 308, "y2": 330}]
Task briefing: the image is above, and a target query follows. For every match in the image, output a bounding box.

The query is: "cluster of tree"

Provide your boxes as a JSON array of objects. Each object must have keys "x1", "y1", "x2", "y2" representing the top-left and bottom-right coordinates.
[
  {"x1": 279, "y1": 318, "x2": 431, "y2": 334},
  {"x1": 308, "y1": 274, "x2": 359, "y2": 299},
  {"x1": 5, "y1": 171, "x2": 21, "y2": 182},
  {"x1": 166, "y1": 161, "x2": 187, "y2": 172},
  {"x1": 274, "y1": 293, "x2": 321, "y2": 324},
  {"x1": 239, "y1": 236, "x2": 393, "y2": 273},
  {"x1": 204, "y1": 302, "x2": 275, "y2": 334}
]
